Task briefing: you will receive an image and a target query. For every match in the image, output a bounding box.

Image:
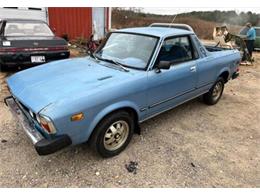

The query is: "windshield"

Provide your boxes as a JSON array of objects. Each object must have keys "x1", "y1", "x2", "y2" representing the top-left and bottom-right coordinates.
[
  {"x1": 96, "y1": 32, "x2": 158, "y2": 70},
  {"x1": 4, "y1": 21, "x2": 54, "y2": 37}
]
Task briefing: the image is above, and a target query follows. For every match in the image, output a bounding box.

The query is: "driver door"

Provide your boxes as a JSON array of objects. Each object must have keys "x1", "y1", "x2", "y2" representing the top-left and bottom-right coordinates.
[{"x1": 146, "y1": 35, "x2": 198, "y2": 116}]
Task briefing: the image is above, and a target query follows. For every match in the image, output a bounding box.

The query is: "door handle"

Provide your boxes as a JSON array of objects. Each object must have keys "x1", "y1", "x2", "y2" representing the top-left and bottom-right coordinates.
[{"x1": 190, "y1": 66, "x2": 196, "y2": 72}]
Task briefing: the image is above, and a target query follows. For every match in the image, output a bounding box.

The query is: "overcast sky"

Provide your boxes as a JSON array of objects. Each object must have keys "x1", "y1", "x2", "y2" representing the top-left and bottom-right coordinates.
[{"x1": 142, "y1": 7, "x2": 260, "y2": 15}]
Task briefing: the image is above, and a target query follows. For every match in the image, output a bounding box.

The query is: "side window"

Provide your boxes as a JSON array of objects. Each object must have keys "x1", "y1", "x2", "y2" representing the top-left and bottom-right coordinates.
[{"x1": 157, "y1": 36, "x2": 193, "y2": 64}]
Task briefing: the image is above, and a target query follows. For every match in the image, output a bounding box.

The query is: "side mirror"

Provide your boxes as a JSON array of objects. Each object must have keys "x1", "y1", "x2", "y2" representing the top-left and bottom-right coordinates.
[{"x1": 157, "y1": 61, "x2": 171, "y2": 70}]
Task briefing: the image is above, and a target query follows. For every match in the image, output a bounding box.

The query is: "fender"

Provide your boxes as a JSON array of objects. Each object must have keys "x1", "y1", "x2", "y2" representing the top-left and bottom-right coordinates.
[
  {"x1": 218, "y1": 66, "x2": 231, "y2": 80},
  {"x1": 85, "y1": 100, "x2": 141, "y2": 141}
]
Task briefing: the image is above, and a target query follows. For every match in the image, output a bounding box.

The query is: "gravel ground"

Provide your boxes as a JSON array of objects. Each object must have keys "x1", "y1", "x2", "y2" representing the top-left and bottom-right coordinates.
[{"x1": 0, "y1": 52, "x2": 259, "y2": 187}]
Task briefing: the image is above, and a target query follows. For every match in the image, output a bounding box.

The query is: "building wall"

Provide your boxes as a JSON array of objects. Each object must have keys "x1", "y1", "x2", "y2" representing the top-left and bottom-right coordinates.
[
  {"x1": 0, "y1": 7, "x2": 48, "y2": 22},
  {"x1": 0, "y1": 7, "x2": 111, "y2": 41},
  {"x1": 48, "y1": 7, "x2": 92, "y2": 40}
]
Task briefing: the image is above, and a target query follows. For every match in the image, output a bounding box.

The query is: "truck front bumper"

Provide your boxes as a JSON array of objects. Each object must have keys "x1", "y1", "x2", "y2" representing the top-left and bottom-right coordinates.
[{"x1": 4, "y1": 96, "x2": 72, "y2": 155}]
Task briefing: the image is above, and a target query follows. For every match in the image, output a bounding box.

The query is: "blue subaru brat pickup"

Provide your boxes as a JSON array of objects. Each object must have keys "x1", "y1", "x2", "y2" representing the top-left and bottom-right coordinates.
[{"x1": 5, "y1": 27, "x2": 240, "y2": 157}]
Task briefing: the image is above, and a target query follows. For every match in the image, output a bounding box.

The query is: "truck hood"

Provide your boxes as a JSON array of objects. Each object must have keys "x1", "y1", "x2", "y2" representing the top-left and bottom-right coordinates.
[{"x1": 7, "y1": 57, "x2": 137, "y2": 113}]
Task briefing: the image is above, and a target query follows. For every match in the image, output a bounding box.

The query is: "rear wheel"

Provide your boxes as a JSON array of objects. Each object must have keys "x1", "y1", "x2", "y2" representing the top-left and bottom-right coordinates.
[
  {"x1": 90, "y1": 111, "x2": 134, "y2": 158},
  {"x1": 203, "y1": 77, "x2": 225, "y2": 105}
]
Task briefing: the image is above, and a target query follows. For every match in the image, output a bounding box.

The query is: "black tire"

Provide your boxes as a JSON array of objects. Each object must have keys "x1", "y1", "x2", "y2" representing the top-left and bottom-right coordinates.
[
  {"x1": 89, "y1": 110, "x2": 134, "y2": 158},
  {"x1": 203, "y1": 77, "x2": 225, "y2": 105}
]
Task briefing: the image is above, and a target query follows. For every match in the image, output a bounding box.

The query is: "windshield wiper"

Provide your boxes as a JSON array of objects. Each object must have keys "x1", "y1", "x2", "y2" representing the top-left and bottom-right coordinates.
[
  {"x1": 89, "y1": 52, "x2": 99, "y2": 61},
  {"x1": 109, "y1": 59, "x2": 130, "y2": 72},
  {"x1": 95, "y1": 55, "x2": 129, "y2": 72}
]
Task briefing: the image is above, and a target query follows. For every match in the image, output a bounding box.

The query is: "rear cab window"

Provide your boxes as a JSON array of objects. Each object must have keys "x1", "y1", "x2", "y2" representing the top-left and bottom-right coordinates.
[
  {"x1": 191, "y1": 35, "x2": 207, "y2": 57},
  {"x1": 4, "y1": 21, "x2": 54, "y2": 37}
]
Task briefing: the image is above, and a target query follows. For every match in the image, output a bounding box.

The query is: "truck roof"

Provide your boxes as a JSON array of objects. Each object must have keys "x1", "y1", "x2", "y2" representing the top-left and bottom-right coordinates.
[
  {"x1": 117, "y1": 27, "x2": 194, "y2": 38},
  {"x1": 149, "y1": 23, "x2": 194, "y2": 32}
]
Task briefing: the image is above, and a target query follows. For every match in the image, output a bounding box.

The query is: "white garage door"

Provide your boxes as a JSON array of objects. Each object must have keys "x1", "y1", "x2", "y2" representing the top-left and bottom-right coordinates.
[{"x1": 0, "y1": 7, "x2": 48, "y2": 22}]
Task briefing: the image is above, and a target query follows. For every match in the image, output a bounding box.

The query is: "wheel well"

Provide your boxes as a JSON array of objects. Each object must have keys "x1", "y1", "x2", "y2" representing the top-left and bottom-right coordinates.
[
  {"x1": 124, "y1": 107, "x2": 140, "y2": 134},
  {"x1": 219, "y1": 71, "x2": 229, "y2": 83},
  {"x1": 95, "y1": 107, "x2": 140, "y2": 135}
]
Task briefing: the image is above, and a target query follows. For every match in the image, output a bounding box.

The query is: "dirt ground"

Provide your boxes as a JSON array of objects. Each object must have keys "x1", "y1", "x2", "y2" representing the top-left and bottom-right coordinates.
[{"x1": 0, "y1": 52, "x2": 259, "y2": 188}]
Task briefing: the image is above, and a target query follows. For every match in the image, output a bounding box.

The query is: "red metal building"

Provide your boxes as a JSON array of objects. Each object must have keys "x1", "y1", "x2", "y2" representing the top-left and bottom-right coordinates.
[
  {"x1": 48, "y1": 7, "x2": 111, "y2": 40},
  {"x1": 0, "y1": 7, "x2": 111, "y2": 40}
]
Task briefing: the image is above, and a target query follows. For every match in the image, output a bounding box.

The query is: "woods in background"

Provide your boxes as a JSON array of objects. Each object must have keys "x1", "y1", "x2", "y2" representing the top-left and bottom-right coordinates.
[{"x1": 112, "y1": 8, "x2": 259, "y2": 40}]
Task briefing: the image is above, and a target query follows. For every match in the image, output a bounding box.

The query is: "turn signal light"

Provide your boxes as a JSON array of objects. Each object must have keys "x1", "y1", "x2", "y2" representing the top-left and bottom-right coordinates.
[{"x1": 71, "y1": 113, "x2": 84, "y2": 121}]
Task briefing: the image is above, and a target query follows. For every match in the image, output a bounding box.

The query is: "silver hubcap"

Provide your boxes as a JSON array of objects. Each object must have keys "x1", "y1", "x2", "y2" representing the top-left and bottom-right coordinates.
[
  {"x1": 104, "y1": 120, "x2": 129, "y2": 151},
  {"x1": 212, "y1": 82, "x2": 223, "y2": 101}
]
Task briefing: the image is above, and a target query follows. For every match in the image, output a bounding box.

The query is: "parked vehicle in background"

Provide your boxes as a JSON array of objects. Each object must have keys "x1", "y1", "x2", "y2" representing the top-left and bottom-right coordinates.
[
  {"x1": 5, "y1": 26, "x2": 240, "y2": 157},
  {"x1": 0, "y1": 18, "x2": 70, "y2": 70},
  {"x1": 239, "y1": 26, "x2": 260, "y2": 50},
  {"x1": 150, "y1": 23, "x2": 194, "y2": 32}
]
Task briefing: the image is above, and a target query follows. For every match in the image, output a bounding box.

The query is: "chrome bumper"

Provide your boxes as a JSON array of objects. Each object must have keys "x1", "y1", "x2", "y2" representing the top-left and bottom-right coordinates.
[
  {"x1": 4, "y1": 96, "x2": 72, "y2": 155},
  {"x1": 4, "y1": 96, "x2": 44, "y2": 144}
]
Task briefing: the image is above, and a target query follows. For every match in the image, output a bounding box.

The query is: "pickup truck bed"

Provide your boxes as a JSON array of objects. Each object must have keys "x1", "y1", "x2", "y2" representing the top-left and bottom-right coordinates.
[{"x1": 205, "y1": 45, "x2": 233, "y2": 52}]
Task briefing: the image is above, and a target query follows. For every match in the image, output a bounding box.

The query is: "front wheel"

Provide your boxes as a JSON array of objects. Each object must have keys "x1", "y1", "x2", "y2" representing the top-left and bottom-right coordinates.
[
  {"x1": 89, "y1": 111, "x2": 134, "y2": 158},
  {"x1": 203, "y1": 78, "x2": 225, "y2": 105}
]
